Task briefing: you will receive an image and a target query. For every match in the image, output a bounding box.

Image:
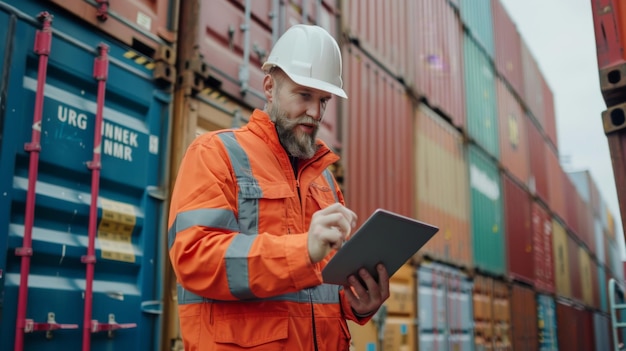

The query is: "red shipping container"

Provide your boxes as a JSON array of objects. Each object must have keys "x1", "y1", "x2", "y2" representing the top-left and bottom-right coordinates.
[
  {"x1": 496, "y1": 77, "x2": 529, "y2": 185},
  {"x1": 546, "y1": 147, "x2": 567, "y2": 223},
  {"x1": 50, "y1": 0, "x2": 176, "y2": 56},
  {"x1": 343, "y1": 45, "x2": 415, "y2": 225},
  {"x1": 533, "y1": 202, "x2": 555, "y2": 294},
  {"x1": 590, "y1": 0, "x2": 626, "y2": 69},
  {"x1": 556, "y1": 303, "x2": 596, "y2": 351},
  {"x1": 542, "y1": 79, "x2": 558, "y2": 150},
  {"x1": 503, "y1": 174, "x2": 533, "y2": 285},
  {"x1": 591, "y1": 260, "x2": 601, "y2": 309},
  {"x1": 521, "y1": 39, "x2": 545, "y2": 128},
  {"x1": 576, "y1": 196, "x2": 596, "y2": 254},
  {"x1": 568, "y1": 235, "x2": 583, "y2": 303},
  {"x1": 491, "y1": 0, "x2": 524, "y2": 99},
  {"x1": 526, "y1": 115, "x2": 549, "y2": 204},
  {"x1": 413, "y1": 0, "x2": 466, "y2": 128},
  {"x1": 341, "y1": 0, "x2": 413, "y2": 85},
  {"x1": 563, "y1": 172, "x2": 580, "y2": 235}
]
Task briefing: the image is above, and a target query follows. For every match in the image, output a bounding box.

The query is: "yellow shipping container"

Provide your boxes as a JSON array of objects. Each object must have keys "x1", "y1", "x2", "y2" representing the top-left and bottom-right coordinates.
[
  {"x1": 385, "y1": 263, "x2": 416, "y2": 316},
  {"x1": 579, "y1": 247, "x2": 594, "y2": 307},
  {"x1": 348, "y1": 316, "x2": 415, "y2": 351},
  {"x1": 552, "y1": 219, "x2": 571, "y2": 298}
]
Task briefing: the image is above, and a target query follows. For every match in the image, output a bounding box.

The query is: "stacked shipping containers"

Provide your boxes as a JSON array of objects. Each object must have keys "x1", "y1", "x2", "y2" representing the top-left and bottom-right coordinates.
[{"x1": 0, "y1": 0, "x2": 623, "y2": 350}]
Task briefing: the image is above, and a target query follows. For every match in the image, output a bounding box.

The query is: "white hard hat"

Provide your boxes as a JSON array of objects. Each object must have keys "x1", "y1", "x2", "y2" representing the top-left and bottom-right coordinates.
[{"x1": 262, "y1": 25, "x2": 347, "y2": 99}]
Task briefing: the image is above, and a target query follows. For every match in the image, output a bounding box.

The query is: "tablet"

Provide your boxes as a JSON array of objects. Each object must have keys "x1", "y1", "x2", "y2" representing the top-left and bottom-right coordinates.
[{"x1": 321, "y1": 209, "x2": 439, "y2": 285}]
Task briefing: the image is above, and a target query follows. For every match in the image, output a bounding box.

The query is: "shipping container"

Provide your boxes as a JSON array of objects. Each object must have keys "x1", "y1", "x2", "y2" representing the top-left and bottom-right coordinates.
[
  {"x1": 533, "y1": 201, "x2": 555, "y2": 294},
  {"x1": 385, "y1": 263, "x2": 416, "y2": 316},
  {"x1": 521, "y1": 38, "x2": 545, "y2": 128},
  {"x1": 562, "y1": 175, "x2": 580, "y2": 236},
  {"x1": 47, "y1": 0, "x2": 177, "y2": 58},
  {"x1": 460, "y1": 0, "x2": 495, "y2": 58},
  {"x1": 607, "y1": 205, "x2": 617, "y2": 241},
  {"x1": 599, "y1": 265, "x2": 608, "y2": 313},
  {"x1": 418, "y1": 263, "x2": 474, "y2": 351},
  {"x1": 552, "y1": 220, "x2": 572, "y2": 298},
  {"x1": 469, "y1": 144, "x2": 505, "y2": 275},
  {"x1": 503, "y1": 174, "x2": 533, "y2": 284},
  {"x1": 464, "y1": 33, "x2": 499, "y2": 159},
  {"x1": 413, "y1": 0, "x2": 466, "y2": 128},
  {"x1": 341, "y1": 0, "x2": 413, "y2": 84},
  {"x1": 568, "y1": 234, "x2": 584, "y2": 303},
  {"x1": 590, "y1": 0, "x2": 626, "y2": 69},
  {"x1": 591, "y1": 260, "x2": 601, "y2": 310},
  {"x1": 556, "y1": 302, "x2": 595, "y2": 351},
  {"x1": 511, "y1": 284, "x2": 539, "y2": 351},
  {"x1": 542, "y1": 79, "x2": 558, "y2": 151},
  {"x1": 473, "y1": 274, "x2": 511, "y2": 351},
  {"x1": 343, "y1": 44, "x2": 415, "y2": 225},
  {"x1": 348, "y1": 316, "x2": 417, "y2": 351},
  {"x1": 575, "y1": 194, "x2": 596, "y2": 255},
  {"x1": 594, "y1": 312, "x2": 611, "y2": 351},
  {"x1": 546, "y1": 146, "x2": 566, "y2": 222},
  {"x1": 496, "y1": 77, "x2": 530, "y2": 185},
  {"x1": 491, "y1": 0, "x2": 524, "y2": 99},
  {"x1": 415, "y1": 104, "x2": 472, "y2": 268},
  {"x1": 536, "y1": 294, "x2": 558, "y2": 351},
  {"x1": 0, "y1": 3, "x2": 171, "y2": 350},
  {"x1": 579, "y1": 247, "x2": 595, "y2": 307},
  {"x1": 595, "y1": 218, "x2": 606, "y2": 265},
  {"x1": 526, "y1": 115, "x2": 549, "y2": 204}
]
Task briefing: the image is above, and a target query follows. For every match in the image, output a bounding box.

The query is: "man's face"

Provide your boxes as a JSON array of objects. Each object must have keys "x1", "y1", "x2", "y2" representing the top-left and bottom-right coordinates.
[{"x1": 267, "y1": 74, "x2": 332, "y2": 159}]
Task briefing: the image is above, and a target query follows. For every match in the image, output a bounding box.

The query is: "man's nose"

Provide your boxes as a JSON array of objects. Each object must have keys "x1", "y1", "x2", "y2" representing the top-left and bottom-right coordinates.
[{"x1": 307, "y1": 101, "x2": 323, "y2": 121}]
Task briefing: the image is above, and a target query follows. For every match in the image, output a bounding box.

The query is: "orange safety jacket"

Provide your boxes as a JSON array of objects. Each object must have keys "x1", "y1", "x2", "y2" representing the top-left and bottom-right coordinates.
[{"x1": 168, "y1": 109, "x2": 371, "y2": 350}]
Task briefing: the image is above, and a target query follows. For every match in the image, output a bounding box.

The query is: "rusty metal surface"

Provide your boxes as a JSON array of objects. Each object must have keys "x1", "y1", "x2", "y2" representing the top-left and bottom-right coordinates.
[
  {"x1": 496, "y1": 77, "x2": 529, "y2": 185},
  {"x1": 503, "y1": 174, "x2": 534, "y2": 285}
]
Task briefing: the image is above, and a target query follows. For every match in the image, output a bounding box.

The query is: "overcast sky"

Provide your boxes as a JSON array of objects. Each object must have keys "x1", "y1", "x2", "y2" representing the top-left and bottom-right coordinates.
[{"x1": 498, "y1": 0, "x2": 625, "y2": 258}]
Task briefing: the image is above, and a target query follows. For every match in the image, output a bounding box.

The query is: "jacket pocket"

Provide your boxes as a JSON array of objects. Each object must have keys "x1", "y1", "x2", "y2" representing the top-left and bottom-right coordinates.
[
  {"x1": 214, "y1": 313, "x2": 288, "y2": 348},
  {"x1": 238, "y1": 182, "x2": 295, "y2": 234}
]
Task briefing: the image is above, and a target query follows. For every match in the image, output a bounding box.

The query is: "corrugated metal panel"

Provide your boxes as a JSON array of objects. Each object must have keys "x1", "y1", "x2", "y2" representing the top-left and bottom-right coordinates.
[
  {"x1": 473, "y1": 275, "x2": 511, "y2": 351},
  {"x1": 503, "y1": 174, "x2": 533, "y2": 284},
  {"x1": 542, "y1": 79, "x2": 558, "y2": 150},
  {"x1": 579, "y1": 247, "x2": 594, "y2": 307},
  {"x1": 496, "y1": 77, "x2": 529, "y2": 185},
  {"x1": 533, "y1": 202, "x2": 555, "y2": 294},
  {"x1": 343, "y1": 45, "x2": 415, "y2": 224},
  {"x1": 460, "y1": 0, "x2": 495, "y2": 58},
  {"x1": 568, "y1": 235, "x2": 583, "y2": 303},
  {"x1": 382, "y1": 316, "x2": 417, "y2": 351},
  {"x1": 464, "y1": 33, "x2": 499, "y2": 159},
  {"x1": 590, "y1": 259, "x2": 600, "y2": 310},
  {"x1": 341, "y1": 0, "x2": 412, "y2": 84},
  {"x1": 0, "y1": 5, "x2": 170, "y2": 349},
  {"x1": 563, "y1": 175, "x2": 579, "y2": 235},
  {"x1": 594, "y1": 313, "x2": 611, "y2": 351},
  {"x1": 284, "y1": 0, "x2": 338, "y2": 29},
  {"x1": 598, "y1": 265, "x2": 608, "y2": 312},
  {"x1": 413, "y1": 0, "x2": 466, "y2": 128},
  {"x1": 546, "y1": 147, "x2": 566, "y2": 222},
  {"x1": 521, "y1": 38, "x2": 545, "y2": 127},
  {"x1": 526, "y1": 115, "x2": 549, "y2": 203},
  {"x1": 48, "y1": 0, "x2": 176, "y2": 56},
  {"x1": 469, "y1": 145, "x2": 505, "y2": 275},
  {"x1": 511, "y1": 284, "x2": 539, "y2": 351},
  {"x1": 552, "y1": 220, "x2": 572, "y2": 298},
  {"x1": 491, "y1": 0, "x2": 524, "y2": 99},
  {"x1": 576, "y1": 196, "x2": 595, "y2": 255},
  {"x1": 536, "y1": 294, "x2": 558, "y2": 351},
  {"x1": 606, "y1": 206, "x2": 616, "y2": 240},
  {"x1": 415, "y1": 104, "x2": 471, "y2": 268}
]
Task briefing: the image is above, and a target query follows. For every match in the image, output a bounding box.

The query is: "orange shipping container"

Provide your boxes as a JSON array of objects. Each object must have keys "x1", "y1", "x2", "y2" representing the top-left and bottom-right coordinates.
[
  {"x1": 542, "y1": 80, "x2": 558, "y2": 150},
  {"x1": 497, "y1": 78, "x2": 530, "y2": 185},
  {"x1": 413, "y1": 0, "x2": 466, "y2": 128},
  {"x1": 510, "y1": 284, "x2": 539, "y2": 351},
  {"x1": 491, "y1": 0, "x2": 524, "y2": 99},
  {"x1": 415, "y1": 104, "x2": 471, "y2": 268},
  {"x1": 343, "y1": 44, "x2": 415, "y2": 225},
  {"x1": 552, "y1": 219, "x2": 572, "y2": 298},
  {"x1": 473, "y1": 275, "x2": 512, "y2": 350},
  {"x1": 341, "y1": 0, "x2": 413, "y2": 84}
]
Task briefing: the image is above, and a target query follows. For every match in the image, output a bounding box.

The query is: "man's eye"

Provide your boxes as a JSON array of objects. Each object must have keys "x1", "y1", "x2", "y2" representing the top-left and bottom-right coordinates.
[{"x1": 300, "y1": 93, "x2": 311, "y2": 98}]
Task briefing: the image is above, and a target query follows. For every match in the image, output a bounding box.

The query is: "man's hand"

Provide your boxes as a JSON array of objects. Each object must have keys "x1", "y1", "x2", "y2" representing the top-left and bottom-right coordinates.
[
  {"x1": 307, "y1": 203, "x2": 357, "y2": 263},
  {"x1": 343, "y1": 264, "x2": 390, "y2": 316}
]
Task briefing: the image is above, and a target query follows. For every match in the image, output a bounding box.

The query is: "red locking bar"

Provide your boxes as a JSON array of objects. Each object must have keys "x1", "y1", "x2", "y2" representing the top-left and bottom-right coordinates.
[{"x1": 14, "y1": 12, "x2": 53, "y2": 351}]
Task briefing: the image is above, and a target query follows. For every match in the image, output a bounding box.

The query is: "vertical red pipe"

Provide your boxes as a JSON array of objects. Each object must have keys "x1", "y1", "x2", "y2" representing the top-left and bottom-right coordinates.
[
  {"x1": 81, "y1": 43, "x2": 109, "y2": 351},
  {"x1": 14, "y1": 13, "x2": 53, "y2": 351}
]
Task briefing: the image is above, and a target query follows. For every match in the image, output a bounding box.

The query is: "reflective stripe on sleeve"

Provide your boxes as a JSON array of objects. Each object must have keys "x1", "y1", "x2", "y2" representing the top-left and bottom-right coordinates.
[
  {"x1": 177, "y1": 283, "x2": 341, "y2": 304},
  {"x1": 168, "y1": 208, "x2": 239, "y2": 249}
]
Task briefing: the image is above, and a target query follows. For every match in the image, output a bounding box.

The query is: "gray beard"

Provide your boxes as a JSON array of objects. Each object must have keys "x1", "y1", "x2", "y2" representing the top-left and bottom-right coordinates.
[{"x1": 268, "y1": 104, "x2": 319, "y2": 159}]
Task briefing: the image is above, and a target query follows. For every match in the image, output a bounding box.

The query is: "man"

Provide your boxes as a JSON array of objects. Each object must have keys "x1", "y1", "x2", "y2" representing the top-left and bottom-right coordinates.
[{"x1": 168, "y1": 24, "x2": 390, "y2": 350}]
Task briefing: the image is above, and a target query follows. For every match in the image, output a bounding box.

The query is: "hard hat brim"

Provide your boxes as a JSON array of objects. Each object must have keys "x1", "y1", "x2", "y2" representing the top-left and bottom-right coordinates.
[{"x1": 282, "y1": 71, "x2": 348, "y2": 99}]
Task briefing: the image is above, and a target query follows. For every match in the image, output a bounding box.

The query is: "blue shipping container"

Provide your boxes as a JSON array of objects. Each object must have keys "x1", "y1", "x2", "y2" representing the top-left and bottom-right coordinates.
[
  {"x1": 537, "y1": 294, "x2": 558, "y2": 351},
  {"x1": 0, "y1": 1, "x2": 171, "y2": 350}
]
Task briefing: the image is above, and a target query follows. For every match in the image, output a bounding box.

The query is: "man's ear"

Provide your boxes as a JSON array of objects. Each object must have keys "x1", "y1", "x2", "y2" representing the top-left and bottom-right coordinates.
[{"x1": 263, "y1": 74, "x2": 274, "y2": 103}]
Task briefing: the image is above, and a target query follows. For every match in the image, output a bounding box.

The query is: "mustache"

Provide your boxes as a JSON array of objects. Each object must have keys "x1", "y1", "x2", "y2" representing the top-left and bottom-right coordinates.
[{"x1": 292, "y1": 115, "x2": 320, "y2": 127}]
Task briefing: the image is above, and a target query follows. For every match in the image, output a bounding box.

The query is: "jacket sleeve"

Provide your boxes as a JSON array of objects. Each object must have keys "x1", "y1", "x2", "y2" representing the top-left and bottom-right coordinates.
[{"x1": 168, "y1": 135, "x2": 322, "y2": 300}]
